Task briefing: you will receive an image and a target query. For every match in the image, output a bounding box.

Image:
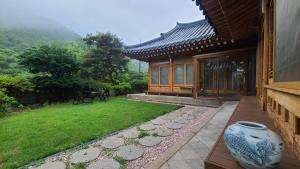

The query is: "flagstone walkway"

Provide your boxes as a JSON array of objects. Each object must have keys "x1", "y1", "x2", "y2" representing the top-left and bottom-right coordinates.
[
  {"x1": 27, "y1": 101, "x2": 238, "y2": 169},
  {"x1": 159, "y1": 102, "x2": 238, "y2": 169}
]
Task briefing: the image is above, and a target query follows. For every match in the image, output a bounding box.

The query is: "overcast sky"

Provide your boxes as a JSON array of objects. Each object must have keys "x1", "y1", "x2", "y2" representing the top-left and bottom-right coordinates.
[{"x1": 0, "y1": 0, "x2": 204, "y2": 45}]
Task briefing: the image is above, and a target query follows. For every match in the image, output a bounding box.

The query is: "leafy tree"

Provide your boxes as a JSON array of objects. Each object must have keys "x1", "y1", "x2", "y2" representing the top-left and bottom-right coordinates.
[
  {"x1": 19, "y1": 44, "x2": 80, "y2": 78},
  {"x1": 82, "y1": 33, "x2": 129, "y2": 84},
  {"x1": 48, "y1": 41, "x2": 91, "y2": 61},
  {"x1": 0, "y1": 48, "x2": 23, "y2": 75}
]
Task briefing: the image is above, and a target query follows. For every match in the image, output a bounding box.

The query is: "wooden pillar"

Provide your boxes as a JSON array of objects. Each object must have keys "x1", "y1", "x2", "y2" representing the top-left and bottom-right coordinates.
[
  {"x1": 169, "y1": 56, "x2": 173, "y2": 93},
  {"x1": 262, "y1": 1, "x2": 270, "y2": 110},
  {"x1": 217, "y1": 57, "x2": 220, "y2": 97},
  {"x1": 193, "y1": 57, "x2": 198, "y2": 99},
  {"x1": 224, "y1": 63, "x2": 228, "y2": 92},
  {"x1": 147, "y1": 62, "x2": 150, "y2": 94},
  {"x1": 244, "y1": 55, "x2": 249, "y2": 96},
  {"x1": 201, "y1": 61, "x2": 205, "y2": 93}
]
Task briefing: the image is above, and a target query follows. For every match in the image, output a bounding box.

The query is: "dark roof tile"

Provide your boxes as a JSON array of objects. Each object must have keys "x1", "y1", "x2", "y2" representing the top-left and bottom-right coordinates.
[{"x1": 124, "y1": 19, "x2": 215, "y2": 53}]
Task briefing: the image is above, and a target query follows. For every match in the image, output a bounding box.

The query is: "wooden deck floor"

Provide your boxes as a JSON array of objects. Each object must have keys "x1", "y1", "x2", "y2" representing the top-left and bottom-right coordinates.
[{"x1": 205, "y1": 96, "x2": 300, "y2": 169}]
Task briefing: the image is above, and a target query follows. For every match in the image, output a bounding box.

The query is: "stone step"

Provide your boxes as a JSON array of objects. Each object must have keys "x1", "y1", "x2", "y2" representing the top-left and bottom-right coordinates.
[{"x1": 127, "y1": 94, "x2": 221, "y2": 107}]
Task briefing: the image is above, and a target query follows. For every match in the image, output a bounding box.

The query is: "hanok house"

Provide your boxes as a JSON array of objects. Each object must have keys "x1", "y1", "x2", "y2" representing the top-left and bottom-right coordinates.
[
  {"x1": 124, "y1": 20, "x2": 257, "y2": 98},
  {"x1": 124, "y1": 0, "x2": 300, "y2": 168}
]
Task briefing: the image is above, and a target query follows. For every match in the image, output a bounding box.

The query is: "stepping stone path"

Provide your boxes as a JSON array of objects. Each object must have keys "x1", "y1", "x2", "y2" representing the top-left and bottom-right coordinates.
[
  {"x1": 187, "y1": 112, "x2": 199, "y2": 116},
  {"x1": 174, "y1": 117, "x2": 188, "y2": 124},
  {"x1": 117, "y1": 145, "x2": 144, "y2": 161},
  {"x1": 139, "y1": 136, "x2": 162, "y2": 147},
  {"x1": 176, "y1": 110, "x2": 187, "y2": 115},
  {"x1": 101, "y1": 137, "x2": 124, "y2": 149},
  {"x1": 197, "y1": 108, "x2": 208, "y2": 112},
  {"x1": 151, "y1": 118, "x2": 168, "y2": 125},
  {"x1": 35, "y1": 161, "x2": 66, "y2": 169},
  {"x1": 162, "y1": 114, "x2": 179, "y2": 120},
  {"x1": 119, "y1": 128, "x2": 139, "y2": 139},
  {"x1": 183, "y1": 114, "x2": 196, "y2": 120},
  {"x1": 70, "y1": 147, "x2": 101, "y2": 163},
  {"x1": 27, "y1": 105, "x2": 215, "y2": 169},
  {"x1": 166, "y1": 122, "x2": 182, "y2": 129},
  {"x1": 139, "y1": 123, "x2": 157, "y2": 131},
  {"x1": 155, "y1": 127, "x2": 174, "y2": 137},
  {"x1": 87, "y1": 159, "x2": 120, "y2": 169}
]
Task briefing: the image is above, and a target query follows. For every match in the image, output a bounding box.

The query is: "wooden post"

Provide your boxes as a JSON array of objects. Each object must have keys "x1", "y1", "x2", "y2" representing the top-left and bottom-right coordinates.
[
  {"x1": 201, "y1": 61, "x2": 205, "y2": 93},
  {"x1": 147, "y1": 63, "x2": 150, "y2": 94},
  {"x1": 244, "y1": 55, "x2": 249, "y2": 96},
  {"x1": 169, "y1": 56, "x2": 173, "y2": 93},
  {"x1": 217, "y1": 57, "x2": 220, "y2": 97},
  {"x1": 262, "y1": 1, "x2": 270, "y2": 110},
  {"x1": 193, "y1": 57, "x2": 198, "y2": 99},
  {"x1": 224, "y1": 62, "x2": 228, "y2": 92}
]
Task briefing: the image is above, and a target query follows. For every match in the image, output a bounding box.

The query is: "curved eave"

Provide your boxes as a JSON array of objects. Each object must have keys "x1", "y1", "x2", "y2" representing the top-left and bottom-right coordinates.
[
  {"x1": 123, "y1": 35, "x2": 236, "y2": 62},
  {"x1": 192, "y1": 0, "x2": 218, "y2": 35}
]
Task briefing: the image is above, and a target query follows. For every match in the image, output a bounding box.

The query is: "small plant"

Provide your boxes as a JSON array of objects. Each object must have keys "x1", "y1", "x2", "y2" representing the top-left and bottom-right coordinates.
[
  {"x1": 114, "y1": 156, "x2": 126, "y2": 169},
  {"x1": 124, "y1": 138, "x2": 138, "y2": 145},
  {"x1": 74, "y1": 162, "x2": 87, "y2": 169},
  {"x1": 138, "y1": 130, "x2": 150, "y2": 138},
  {"x1": 102, "y1": 147, "x2": 114, "y2": 157},
  {"x1": 137, "y1": 126, "x2": 151, "y2": 138},
  {"x1": 152, "y1": 132, "x2": 159, "y2": 137}
]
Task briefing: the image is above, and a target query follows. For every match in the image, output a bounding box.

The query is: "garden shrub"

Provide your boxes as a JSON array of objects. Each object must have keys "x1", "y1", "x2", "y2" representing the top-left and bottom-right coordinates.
[
  {"x1": 0, "y1": 74, "x2": 34, "y2": 92},
  {"x1": 0, "y1": 89, "x2": 17, "y2": 116},
  {"x1": 0, "y1": 74, "x2": 33, "y2": 110},
  {"x1": 77, "y1": 79, "x2": 112, "y2": 91},
  {"x1": 30, "y1": 77, "x2": 112, "y2": 103},
  {"x1": 112, "y1": 82, "x2": 132, "y2": 95},
  {"x1": 130, "y1": 79, "x2": 147, "y2": 93}
]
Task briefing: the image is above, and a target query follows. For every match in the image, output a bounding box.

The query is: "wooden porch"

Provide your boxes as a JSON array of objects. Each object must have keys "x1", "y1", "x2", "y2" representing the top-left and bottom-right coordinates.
[{"x1": 205, "y1": 97, "x2": 300, "y2": 169}]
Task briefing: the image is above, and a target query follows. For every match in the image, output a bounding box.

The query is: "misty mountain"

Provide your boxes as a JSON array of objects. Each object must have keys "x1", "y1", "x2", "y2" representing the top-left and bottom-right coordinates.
[{"x1": 0, "y1": 15, "x2": 80, "y2": 51}]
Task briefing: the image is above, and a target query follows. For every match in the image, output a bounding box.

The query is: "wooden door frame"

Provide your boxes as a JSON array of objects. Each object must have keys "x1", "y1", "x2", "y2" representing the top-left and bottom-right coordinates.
[{"x1": 193, "y1": 47, "x2": 256, "y2": 98}]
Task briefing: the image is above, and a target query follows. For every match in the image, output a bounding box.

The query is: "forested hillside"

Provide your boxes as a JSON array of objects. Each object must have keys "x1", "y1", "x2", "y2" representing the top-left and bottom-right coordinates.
[{"x1": 0, "y1": 16, "x2": 80, "y2": 52}]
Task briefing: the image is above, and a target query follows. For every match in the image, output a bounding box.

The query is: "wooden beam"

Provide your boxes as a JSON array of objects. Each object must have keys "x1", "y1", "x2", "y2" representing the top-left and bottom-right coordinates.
[
  {"x1": 193, "y1": 57, "x2": 198, "y2": 98},
  {"x1": 170, "y1": 56, "x2": 173, "y2": 92},
  {"x1": 193, "y1": 47, "x2": 256, "y2": 59}
]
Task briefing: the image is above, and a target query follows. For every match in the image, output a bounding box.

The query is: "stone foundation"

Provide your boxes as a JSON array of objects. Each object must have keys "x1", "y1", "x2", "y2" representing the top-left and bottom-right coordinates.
[{"x1": 127, "y1": 93, "x2": 221, "y2": 108}]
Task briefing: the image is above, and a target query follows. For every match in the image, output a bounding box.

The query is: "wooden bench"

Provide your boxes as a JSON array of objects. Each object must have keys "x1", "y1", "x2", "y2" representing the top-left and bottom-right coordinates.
[{"x1": 205, "y1": 96, "x2": 300, "y2": 169}]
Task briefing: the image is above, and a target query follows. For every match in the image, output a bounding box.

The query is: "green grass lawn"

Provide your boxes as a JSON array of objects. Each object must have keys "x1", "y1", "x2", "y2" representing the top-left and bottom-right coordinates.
[{"x1": 0, "y1": 97, "x2": 178, "y2": 169}]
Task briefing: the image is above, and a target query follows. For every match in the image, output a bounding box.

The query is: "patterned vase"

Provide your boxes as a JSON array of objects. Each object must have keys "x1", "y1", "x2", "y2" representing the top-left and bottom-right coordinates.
[{"x1": 224, "y1": 121, "x2": 284, "y2": 169}]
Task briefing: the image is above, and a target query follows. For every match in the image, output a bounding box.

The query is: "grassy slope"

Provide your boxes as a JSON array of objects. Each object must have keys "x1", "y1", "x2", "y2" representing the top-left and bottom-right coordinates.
[{"x1": 0, "y1": 97, "x2": 178, "y2": 169}]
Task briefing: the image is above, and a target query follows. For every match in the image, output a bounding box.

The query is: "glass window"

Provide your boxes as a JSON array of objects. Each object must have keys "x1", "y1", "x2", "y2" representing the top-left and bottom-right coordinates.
[
  {"x1": 204, "y1": 62, "x2": 214, "y2": 89},
  {"x1": 151, "y1": 67, "x2": 158, "y2": 84},
  {"x1": 160, "y1": 67, "x2": 169, "y2": 85},
  {"x1": 175, "y1": 65, "x2": 184, "y2": 84},
  {"x1": 186, "y1": 64, "x2": 194, "y2": 84}
]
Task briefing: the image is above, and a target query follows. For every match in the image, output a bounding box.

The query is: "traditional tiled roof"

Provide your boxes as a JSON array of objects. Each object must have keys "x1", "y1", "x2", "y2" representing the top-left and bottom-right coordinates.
[{"x1": 124, "y1": 19, "x2": 215, "y2": 53}]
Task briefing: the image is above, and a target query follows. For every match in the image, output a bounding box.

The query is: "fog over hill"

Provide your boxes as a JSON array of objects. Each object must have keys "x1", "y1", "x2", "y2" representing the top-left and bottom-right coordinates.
[
  {"x1": 0, "y1": 0, "x2": 203, "y2": 45},
  {"x1": 0, "y1": 14, "x2": 80, "y2": 51}
]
